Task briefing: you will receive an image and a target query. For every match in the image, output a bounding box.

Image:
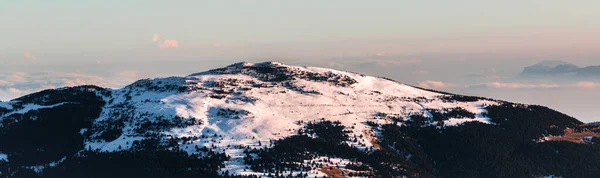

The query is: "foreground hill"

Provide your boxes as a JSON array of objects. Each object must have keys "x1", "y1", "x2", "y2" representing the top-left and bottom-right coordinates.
[{"x1": 1, "y1": 62, "x2": 599, "y2": 178}]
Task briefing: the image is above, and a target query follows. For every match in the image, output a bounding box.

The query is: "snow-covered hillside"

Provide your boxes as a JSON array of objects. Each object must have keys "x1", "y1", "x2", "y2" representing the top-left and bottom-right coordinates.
[
  {"x1": 97, "y1": 62, "x2": 500, "y2": 176},
  {"x1": 0, "y1": 62, "x2": 595, "y2": 178}
]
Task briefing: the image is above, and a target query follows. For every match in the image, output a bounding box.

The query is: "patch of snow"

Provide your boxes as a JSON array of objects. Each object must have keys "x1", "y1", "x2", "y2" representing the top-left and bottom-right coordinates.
[
  {"x1": 222, "y1": 155, "x2": 356, "y2": 177},
  {"x1": 583, "y1": 136, "x2": 594, "y2": 143},
  {"x1": 79, "y1": 128, "x2": 88, "y2": 135},
  {"x1": 543, "y1": 175, "x2": 562, "y2": 178},
  {"x1": 4, "y1": 102, "x2": 76, "y2": 116},
  {"x1": 85, "y1": 136, "x2": 145, "y2": 152},
  {"x1": 25, "y1": 156, "x2": 66, "y2": 173},
  {"x1": 0, "y1": 102, "x2": 13, "y2": 110},
  {"x1": 0, "y1": 153, "x2": 8, "y2": 162},
  {"x1": 422, "y1": 100, "x2": 499, "y2": 127}
]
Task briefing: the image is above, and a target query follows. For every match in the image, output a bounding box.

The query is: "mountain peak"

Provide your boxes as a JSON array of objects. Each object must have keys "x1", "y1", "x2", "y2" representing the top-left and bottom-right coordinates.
[{"x1": 0, "y1": 61, "x2": 596, "y2": 177}]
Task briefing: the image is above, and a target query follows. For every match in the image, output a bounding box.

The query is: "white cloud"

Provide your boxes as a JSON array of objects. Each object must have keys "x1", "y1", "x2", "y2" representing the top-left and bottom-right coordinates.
[{"x1": 158, "y1": 40, "x2": 179, "y2": 48}]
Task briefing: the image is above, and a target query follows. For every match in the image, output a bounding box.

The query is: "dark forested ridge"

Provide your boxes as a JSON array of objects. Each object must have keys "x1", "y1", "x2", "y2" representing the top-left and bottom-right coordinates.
[{"x1": 0, "y1": 86, "x2": 107, "y2": 167}]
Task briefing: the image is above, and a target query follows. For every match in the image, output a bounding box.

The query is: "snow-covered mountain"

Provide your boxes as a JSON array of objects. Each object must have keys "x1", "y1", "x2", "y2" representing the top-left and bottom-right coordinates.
[{"x1": 1, "y1": 62, "x2": 599, "y2": 178}]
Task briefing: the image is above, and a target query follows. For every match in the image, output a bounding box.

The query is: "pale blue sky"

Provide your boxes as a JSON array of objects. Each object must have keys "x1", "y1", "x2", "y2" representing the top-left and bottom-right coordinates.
[{"x1": 1, "y1": 1, "x2": 599, "y2": 121}]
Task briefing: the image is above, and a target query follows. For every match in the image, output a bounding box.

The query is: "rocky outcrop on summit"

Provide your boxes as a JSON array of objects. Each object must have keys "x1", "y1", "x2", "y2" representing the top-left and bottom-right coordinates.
[{"x1": 190, "y1": 62, "x2": 358, "y2": 86}]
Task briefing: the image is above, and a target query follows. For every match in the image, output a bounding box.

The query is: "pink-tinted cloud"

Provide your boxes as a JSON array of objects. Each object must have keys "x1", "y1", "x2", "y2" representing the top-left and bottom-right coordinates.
[
  {"x1": 24, "y1": 52, "x2": 36, "y2": 60},
  {"x1": 468, "y1": 82, "x2": 561, "y2": 89},
  {"x1": 0, "y1": 80, "x2": 10, "y2": 86},
  {"x1": 575, "y1": 81, "x2": 600, "y2": 89},
  {"x1": 7, "y1": 88, "x2": 22, "y2": 94},
  {"x1": 418, "y1": 80, "x2": 452, "y2": 90},
  {"x1": 152, "y1": 33, "x2": 160, "y2": 42},
  {"x1": 214, "y1": 42, "x2": 232, "y2": 47},
  {"x1": 62, "y1": 79, "x2": 87, "y2": 87},
  {"x1": 377, "y1": 52, "x2": 384, "y2": 56},
  {"x1": 8, "y1": 72, "x2": 28, "y2": 83},
  {"x1": 158, "y1": 40, "x2": 179, "y2": 48}
]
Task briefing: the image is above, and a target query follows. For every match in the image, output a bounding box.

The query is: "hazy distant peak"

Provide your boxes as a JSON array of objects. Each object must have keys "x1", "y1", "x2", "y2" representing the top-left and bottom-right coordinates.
[
  {"x1": 532, "y1": 60, "x2": 574, "y2": 68},
  {"x1": 550, "y1": 64, "x2": 580, "y2": 72},
  {"x1": 519, "y1": 60, "x2": 600, "y2": 79}
]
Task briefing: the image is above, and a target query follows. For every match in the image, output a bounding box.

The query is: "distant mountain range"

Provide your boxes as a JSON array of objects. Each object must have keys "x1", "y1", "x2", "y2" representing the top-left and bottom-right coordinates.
[
  {"x1": 1, "y1": 62, "x2": 600, "y2": 177},
  {"x1": 519, "y1": 60, "x2": 600, "y2": 79}
]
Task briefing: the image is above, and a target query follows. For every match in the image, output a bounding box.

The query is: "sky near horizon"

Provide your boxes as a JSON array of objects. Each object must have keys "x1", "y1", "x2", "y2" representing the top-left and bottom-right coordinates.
[
  {"x1": 3, "y1": 1, "x2": 600, "y2": 57},
  {"x1": 1, "y1": 1, "x2": 600, "y2": 121}
]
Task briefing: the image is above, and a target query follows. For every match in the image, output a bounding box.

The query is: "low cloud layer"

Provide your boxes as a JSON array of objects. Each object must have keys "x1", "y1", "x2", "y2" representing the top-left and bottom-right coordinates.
[
  {"x1": 313, "y1": 58, "x2": 422, "y2": 70},
  {"x1": 457, "y1": 81, "x2": 599, "y2": 90},
  {"x1": 415, "y1": 79, "x2": 600, "y2": 91},
  {"x1": 373, "y1": 58, "x2": 421, "y2": 68},
  {"x1": 468, "y1": 82, "x2": 561, "y2": 89},
  {"x1": 0, "y1": 71, "x2": 140, "y2": 101}
]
